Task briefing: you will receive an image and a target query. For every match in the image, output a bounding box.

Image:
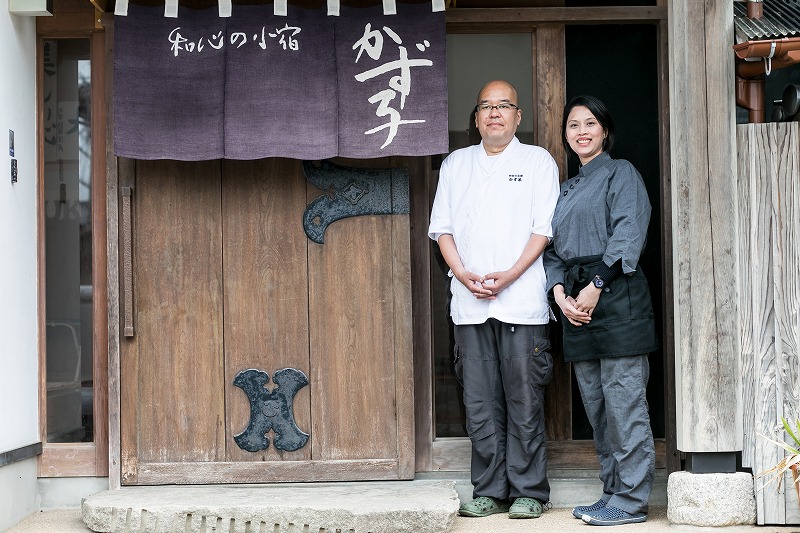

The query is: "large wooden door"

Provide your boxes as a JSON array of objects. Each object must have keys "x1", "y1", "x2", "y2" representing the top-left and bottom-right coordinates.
[{"x1": 119, "y1": 158, "x2": 414, "y2": 484}]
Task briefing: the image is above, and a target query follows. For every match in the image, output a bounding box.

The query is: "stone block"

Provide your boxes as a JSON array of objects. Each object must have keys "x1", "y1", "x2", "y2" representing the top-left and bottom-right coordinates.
[{"x1": 667, "y1": 471, "x2": 756, "y2": 526}]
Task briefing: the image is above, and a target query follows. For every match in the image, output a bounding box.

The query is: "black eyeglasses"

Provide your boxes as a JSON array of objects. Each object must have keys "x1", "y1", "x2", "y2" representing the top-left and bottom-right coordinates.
[{"x1": 475, "y1": 103, "x2": 519, "y2": 113}]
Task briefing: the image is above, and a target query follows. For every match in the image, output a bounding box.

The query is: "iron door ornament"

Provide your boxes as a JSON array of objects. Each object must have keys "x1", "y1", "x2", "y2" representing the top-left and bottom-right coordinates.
[
  {"x1": 233, "y1": 368, "x2": 309, "y2": 452},
  {"x1": 302, "y1": 160, "x2": 410, "y2": 244}
]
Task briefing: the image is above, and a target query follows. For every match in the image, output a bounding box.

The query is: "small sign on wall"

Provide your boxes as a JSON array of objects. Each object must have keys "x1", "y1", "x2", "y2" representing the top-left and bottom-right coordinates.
[{"x1": 11, "y1": 159, "x2": 18, "y2": 184}]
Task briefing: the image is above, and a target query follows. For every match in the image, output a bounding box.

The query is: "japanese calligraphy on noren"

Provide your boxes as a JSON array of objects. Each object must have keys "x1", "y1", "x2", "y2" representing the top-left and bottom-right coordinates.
[
  {"x1": 336, "y1": 4, "x2": 447, "y2": 158},
  {"x1": 113, "y1": 3, "x2": 447, "y2": 160},
  {"x1": 168, "y1": 23, "x2": 302, "y2": 56},
  {"x1": 352, "y1": 23, "x2": 432, "y2": 149}
]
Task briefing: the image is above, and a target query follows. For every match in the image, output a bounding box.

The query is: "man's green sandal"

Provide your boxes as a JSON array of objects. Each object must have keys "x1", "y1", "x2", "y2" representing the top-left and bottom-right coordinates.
[
  {"x1": 508, "y1": 497, "x2": 543, "y2": 519},
  {"x1": 458, "y1": 496, "x2": 511, "y2": 517}
]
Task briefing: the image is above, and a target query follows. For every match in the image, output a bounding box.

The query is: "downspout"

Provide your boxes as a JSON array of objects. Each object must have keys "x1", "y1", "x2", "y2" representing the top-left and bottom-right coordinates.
[
  {"x1": 747, "y1": 0, "x2": 763, "y2": 20},
  {"x1": 731, "y1": 0, "x2": 800, "y2": 123},
  {"x1": 733, "y1": 37, "x2": 800, "y2": 123}
]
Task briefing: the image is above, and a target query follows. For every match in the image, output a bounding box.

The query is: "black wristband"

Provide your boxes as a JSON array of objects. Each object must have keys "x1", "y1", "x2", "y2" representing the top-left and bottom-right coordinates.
[{"x1": 595, "y1": 259, "x2": 623, "y2": 285}]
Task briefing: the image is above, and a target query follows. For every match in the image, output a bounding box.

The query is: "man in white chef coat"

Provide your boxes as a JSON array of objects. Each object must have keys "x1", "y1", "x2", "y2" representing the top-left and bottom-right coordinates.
[{"x1": 428, "y1": 80, "x2": 559, "y2": 519}]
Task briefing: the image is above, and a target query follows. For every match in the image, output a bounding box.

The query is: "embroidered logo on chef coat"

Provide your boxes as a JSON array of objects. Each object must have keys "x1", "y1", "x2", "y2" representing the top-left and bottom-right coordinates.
[{"x1": 508, "y1": 174, "x2": 523, "y2": 181}]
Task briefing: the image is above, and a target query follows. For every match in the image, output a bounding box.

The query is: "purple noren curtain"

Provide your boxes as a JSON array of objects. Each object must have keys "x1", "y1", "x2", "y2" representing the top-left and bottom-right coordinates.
[{"x1": 113, "y1": 3, "x2": 447, "y2": 161}]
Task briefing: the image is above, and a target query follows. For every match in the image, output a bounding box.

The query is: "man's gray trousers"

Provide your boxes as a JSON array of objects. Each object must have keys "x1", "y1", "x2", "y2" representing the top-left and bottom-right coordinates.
[{"x1": 454, "y1": 319, "x2": 552, "y2": 503}]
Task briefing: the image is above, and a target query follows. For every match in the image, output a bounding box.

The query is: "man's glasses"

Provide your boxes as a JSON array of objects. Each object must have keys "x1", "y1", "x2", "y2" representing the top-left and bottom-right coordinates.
[{"x1": 476, "y1": 103, "x2": 519, "y2": 113}]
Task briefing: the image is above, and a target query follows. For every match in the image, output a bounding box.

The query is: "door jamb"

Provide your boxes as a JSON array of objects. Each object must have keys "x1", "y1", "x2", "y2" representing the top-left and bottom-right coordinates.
[{"x1": 36, "y1": 14, "x2": 110, "y2": 478}]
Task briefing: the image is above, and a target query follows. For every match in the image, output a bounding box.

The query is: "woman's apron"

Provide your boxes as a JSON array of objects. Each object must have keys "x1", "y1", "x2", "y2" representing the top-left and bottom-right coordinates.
[{"x1": 560, "y1": 255, "x2": 659, "y2": 362}]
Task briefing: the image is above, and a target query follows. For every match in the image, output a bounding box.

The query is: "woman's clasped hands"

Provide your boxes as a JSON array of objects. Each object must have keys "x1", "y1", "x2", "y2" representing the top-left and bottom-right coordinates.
[{"x1": 553, "y1": 283, "x2": 601, "y2": 326}]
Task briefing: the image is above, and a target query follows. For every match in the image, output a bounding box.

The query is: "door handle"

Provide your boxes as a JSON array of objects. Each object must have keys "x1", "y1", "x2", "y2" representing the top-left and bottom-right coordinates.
[{"x1": 121, "y1": 186, "x2": 134, "y2": 337}]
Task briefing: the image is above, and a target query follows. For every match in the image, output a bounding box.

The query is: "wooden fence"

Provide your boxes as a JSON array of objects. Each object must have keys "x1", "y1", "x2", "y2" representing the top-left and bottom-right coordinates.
[{"x1": 738, "y1": 122, "x2": 800, "y2": 525}]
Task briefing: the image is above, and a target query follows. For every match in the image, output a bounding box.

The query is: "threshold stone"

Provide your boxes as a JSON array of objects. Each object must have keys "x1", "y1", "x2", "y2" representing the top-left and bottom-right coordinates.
[{"x1": 82, "y1": 480, "x2": 459, "y2": 533}]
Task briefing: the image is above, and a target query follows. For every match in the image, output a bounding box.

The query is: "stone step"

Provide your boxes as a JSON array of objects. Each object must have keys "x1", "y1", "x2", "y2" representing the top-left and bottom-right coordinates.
[
  {"x1": 81, "y1": 470, "x2": 668, "y2": 533},
  {"x1": 82, "y1": 480, "x2": 459, "y2": 533}
]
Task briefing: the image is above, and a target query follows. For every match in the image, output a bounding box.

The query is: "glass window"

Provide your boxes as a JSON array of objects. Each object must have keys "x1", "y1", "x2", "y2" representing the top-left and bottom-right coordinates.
[
  {"x1": 445, "y1": 34, "x2": 534, "y2": 150},
  {"x1": 433, "y1": 34, "x2": 534, "y2": 437},
  {"x1": 43, "y1": 39, "x2": 94, "y2": 443}
]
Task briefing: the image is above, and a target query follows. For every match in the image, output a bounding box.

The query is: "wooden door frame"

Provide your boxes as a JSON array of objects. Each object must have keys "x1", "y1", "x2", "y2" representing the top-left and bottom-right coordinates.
[
  {"x1": 412, "y1": 2, "x2": 676, "y2": 473},
  {"x1": 99, "y1": 3, "x2": 675, "y2": 488},
  {"x1": 36, "y1": 4, "x2": 110, "y2": 478}
]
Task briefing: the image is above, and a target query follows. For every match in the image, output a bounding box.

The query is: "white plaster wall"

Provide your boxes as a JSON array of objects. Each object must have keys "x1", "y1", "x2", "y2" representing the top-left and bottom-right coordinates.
[
  {"x1": 0, "y1": 0, "x2": 41, "y2": 530},
  {"x1": 0, "y1": 459, "x2": 38, "y2": 528}
]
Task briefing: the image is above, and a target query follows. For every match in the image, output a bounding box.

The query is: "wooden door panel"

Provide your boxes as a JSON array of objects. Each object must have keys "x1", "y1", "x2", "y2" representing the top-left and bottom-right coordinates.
[
  {"x1": 221, "y1": 159, "x2": 312, "y2": 463},
  {"x1": 121, "y1": 158, "x2": 414, "y2": 483},
  {"x1": 308, "y1": 214, "x2": 400, "y2": 460},
  {"x1": 306, "y1": 164, "x2": 413, "y2": 473},
  {"x1": 390, "y1": 205, "x2": 415, "y2": 479},
  {"x1": 121, "y1": 160, "x2": 225, "y2": 482}
]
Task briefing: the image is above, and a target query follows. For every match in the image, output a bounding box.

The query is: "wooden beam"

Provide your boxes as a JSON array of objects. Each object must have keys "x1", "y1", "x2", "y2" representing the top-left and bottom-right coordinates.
[
  {"x1": 134, "y1": 459, "x2": 403, "y2": 484},
  {"x1": 91, "y1": 28, "x2": 110, "y2": 478},
  {"x1": 534, "y1": 24, "x2": 573, "y2": 442},
  {"x1": 656, "y1": 16, "x2": 679, "y2": 475},
  {"x1": 446, "y1": 6, "x2": 666, "y2": 28},
  {"x1": 409, "y1": 157, "x2": 435, "y2": 473},
  {"x1": 36, "y1": 32, "x2": 47, "y2": 463},
  {"x1": 704, "y1": 3, "x2": 740, "y2": 448},
  {"x1": 37, "y1": 0, "x2": 97, "y2": 35},
  {"x1": 432, "y1": 438, "x2": 669, "y2": 471}
]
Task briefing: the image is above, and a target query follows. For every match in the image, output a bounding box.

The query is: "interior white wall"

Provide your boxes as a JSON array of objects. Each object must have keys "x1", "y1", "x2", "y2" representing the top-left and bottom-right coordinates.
[
  {"x1": 446, "y1": 34, "x2": 535, "y2": 135},
  {"x1": 0, "y1": 0, "x2": 41, "y2": 530}
]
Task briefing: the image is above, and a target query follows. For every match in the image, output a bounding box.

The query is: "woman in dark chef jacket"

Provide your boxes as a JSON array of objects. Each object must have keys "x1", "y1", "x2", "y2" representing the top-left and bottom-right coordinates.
[{"x1": 543, "y1": 95, "x2": 658, "y2": 527}]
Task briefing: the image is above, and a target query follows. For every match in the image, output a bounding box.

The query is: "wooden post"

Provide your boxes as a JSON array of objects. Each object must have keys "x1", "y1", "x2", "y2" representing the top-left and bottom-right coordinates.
[{"x1": 669, "y1": 0, "x2": 742, "y2": 452}]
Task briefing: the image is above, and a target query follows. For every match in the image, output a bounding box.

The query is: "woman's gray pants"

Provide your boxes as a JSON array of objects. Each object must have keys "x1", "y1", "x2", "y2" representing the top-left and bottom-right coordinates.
[
  {"x1": 573, "y1": 354, "x2": 655, "y2": 514},
  {"x1": 454, "y1": 320, "x2": 553, "y2": 502}
]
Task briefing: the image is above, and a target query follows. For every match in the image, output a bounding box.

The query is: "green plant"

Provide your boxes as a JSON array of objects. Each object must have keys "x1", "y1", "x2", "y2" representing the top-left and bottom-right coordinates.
[{"x1": 758, "y1": 417, "x2": 800, "y2": 502}]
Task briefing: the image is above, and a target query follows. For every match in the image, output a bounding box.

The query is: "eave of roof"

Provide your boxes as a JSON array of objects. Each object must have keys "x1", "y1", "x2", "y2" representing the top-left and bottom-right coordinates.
[{"x1": 734, "y1": 0, "x2": 800, "y2": 43}]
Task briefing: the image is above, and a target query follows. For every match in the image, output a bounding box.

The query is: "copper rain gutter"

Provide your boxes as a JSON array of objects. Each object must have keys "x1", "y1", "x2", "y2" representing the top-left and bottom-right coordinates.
[
  {"x1": 734, "y1": 37, "x2": 800, "y2": 123},
  {"x1": 734, "y1": 0, "x2": 800, "y2": 123}
]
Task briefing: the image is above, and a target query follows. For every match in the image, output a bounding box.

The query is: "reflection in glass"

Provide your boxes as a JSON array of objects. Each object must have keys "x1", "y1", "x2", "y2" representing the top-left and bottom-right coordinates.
[
  {"x1": 433, "y1": 35, "x2": 534, "y2": 438},
  {"x1": 43, "y1": 39, "x2": 93, "y2": 443}
]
